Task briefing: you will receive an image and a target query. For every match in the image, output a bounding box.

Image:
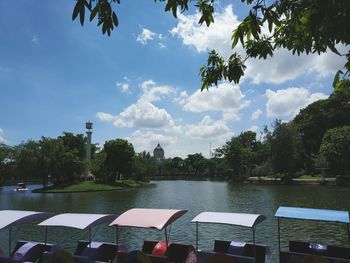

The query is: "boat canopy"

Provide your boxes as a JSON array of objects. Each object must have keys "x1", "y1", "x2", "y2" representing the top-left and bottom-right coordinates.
[
  {"x1": 0, "y1": 210, "x2": 52, "y2": 229},
  {"x1": 110, "y1": 208, "x2": 187, "y2": 230},
  {"x1": 275, "y1": 206, "x2": 350, "y2": 224},
  {"x1": 38, "y1": 213, "x2": 116, "y2": 229},
  {"x1": 192, "y1": 212, "x2": 266, "y2": 228}
]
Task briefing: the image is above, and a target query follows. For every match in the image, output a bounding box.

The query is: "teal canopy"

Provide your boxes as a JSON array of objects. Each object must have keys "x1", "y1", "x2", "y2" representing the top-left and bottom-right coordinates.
[{"x1": 275, "y1": 206, "x2": 350, "y2": 224}]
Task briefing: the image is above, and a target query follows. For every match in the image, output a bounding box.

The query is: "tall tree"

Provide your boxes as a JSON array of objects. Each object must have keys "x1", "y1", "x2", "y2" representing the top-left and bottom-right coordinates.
[
  {"x1": 0, "y1": 143, "x2": 16, "y2": 183},
  {"x1": 320, "y1": 126, "x2": 350, "y2": 176},
  {"x1": 15, "y1": 140, "x2": 41, "y2": 182},
  {"x1": 133, "y1": 151, "x2": 158, "y2": 180},
  {"x1": 270, "y1": 121, "x2": 303, "y2": 175},
  {"x1": 103, "y1": 139, "x2": 135, "y2": 182},
  {"x1": 293, "y1": 81, "x2": 350, "y2": 172},
  {"x1": 216, "y1": 131, "x2": 260, "y2": 177}
]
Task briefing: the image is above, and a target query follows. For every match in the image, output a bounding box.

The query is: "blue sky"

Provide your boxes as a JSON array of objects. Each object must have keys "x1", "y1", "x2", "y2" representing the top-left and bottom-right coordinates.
[{"x1": 0, "y1": 0, "x2": 347, "y2": 157}]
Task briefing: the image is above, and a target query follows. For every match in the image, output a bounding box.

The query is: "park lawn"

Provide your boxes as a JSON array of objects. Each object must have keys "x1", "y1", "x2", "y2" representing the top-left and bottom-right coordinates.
[
  {"x1": 40, "y1": 179, "x2": 149, "y2": 193},
  {"x1": 297, "y1": 175, "x2": 322, "y2": 180},
  {"x1": 115, "y1": 179, "x2": 149, "y2": 187},
  {"x1": 44, "y1": 181, "x2": 119, "y2": 193}
]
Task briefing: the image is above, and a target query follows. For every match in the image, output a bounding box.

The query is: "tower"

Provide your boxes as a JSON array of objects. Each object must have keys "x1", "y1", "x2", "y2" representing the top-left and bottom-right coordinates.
[{"x1": 85, "y1": 121, "x2": 93, "y2": 164}]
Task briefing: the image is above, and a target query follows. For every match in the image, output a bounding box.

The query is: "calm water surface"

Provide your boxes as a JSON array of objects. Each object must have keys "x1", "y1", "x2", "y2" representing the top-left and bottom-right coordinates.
[{"x1": 1, "y1": 180, "x2": 350, "y2": 261}]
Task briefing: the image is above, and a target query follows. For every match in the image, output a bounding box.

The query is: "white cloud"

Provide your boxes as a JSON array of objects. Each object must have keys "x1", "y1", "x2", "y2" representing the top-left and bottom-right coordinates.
[
  {"x1": 140, "y1": 80, "x2": 175, "y2": 102},
  {"x1": 265, "y1": 87, "x2": 328, "y2": 118},
  {"x1": 251, "y1": 109, "x2": 263, "y2": 120},
  {"x1": 171, "y1": 5, "x2": 347, "y2": 84},
  {"x1": 136, "y1": 27, "x2": 164, "y2": 45},
  {"x1": 116, "y1": 82, "x2": 129, "y2": 93},
  {"x1": 158, "y1": 43, "x2": 166, "y2": 49},
  {"x1": 31, "y1": 34, "x2": 40, "y2": 47},
  {"x1": 182, "y1": 82, "x2": 250, "y2": 120},
  {"x1": 97, "y1": 99, "x2": 177, "y2": 129},
  {"x1": 171, "y1": 5, "x2": 238, "y2": 58},
  {"x1": 127, "y1": 130, "x2": 177, "y2": 155},
  {"x1": 245, "y1": 46, "x2": 347, "y2": 84},
  {"x1": 0, "y1": 128, "x2": 6, "y2": 143},
  {"x1": 185, "y1": 115, "x2": 233, "y2": 139},
  {"x1": 247, "y1": 125, "x2": 259, "y2": 133}
]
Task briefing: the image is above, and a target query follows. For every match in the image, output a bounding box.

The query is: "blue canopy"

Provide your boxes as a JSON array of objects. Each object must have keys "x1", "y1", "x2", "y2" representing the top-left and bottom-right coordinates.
[{"x1": 275, "y1": 206, "x2": 350, "y2": 224}]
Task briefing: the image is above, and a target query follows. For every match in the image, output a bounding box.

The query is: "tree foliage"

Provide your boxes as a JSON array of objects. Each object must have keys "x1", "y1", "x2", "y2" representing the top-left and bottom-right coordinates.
[
  {"x1": 103, "y1": 138, "x2": 135, "y2": 182},
  {"x1": 133, "y1": 151, "x2": 158, "y2": 180},
  {"x1": 71, "y1": 0, "x2": 350, "y2": 89},
  {"x1": 270, "y1": 121, "x2": 303, "y2": 175},
  {"x1": 320, "y1": 126, "x2": 350, "y2": 175},
  {"x1": 293, "y1": 81, "x2": 350, "y2": 172}
]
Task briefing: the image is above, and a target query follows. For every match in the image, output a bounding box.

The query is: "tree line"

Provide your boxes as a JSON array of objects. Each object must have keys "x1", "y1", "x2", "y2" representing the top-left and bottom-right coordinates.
[{"x1": 1, "y1": 81, "x2": 350, "y2": 186}]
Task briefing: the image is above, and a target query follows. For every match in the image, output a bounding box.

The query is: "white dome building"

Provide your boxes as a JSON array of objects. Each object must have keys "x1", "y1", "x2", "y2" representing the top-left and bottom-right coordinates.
[{"x1": 153, "y1": 143, "x2": 165, "y2": 161}]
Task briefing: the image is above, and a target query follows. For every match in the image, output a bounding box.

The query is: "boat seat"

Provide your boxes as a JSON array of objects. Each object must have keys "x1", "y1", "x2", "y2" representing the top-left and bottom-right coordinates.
[
  {"x1": 289, "y1": 241, "x2": 350, "y2": 260},
  {"x1": 142, "y1": 241, "x2": 159, "y2": 254},
  {"x1": 94, "y1": 242, "x2": 119, "y2": 262},
  {"x1": 166, "y1": 243, "x2": 195, "y2": 263},
  {"x1": 214, "y1": 240, "x2": 268, "y2": 263},
  {"x1": 145, "y1": 254, "x2": 170, "y2": 263},
  {"x1": 12, "y1": 242, "x2": 47, "y2": 263},
  {"x1": 328, "y1": 244, "x2": 350, "y2": 259},
  {"x1": 197, "y1": 251, "x2": 255, "y2": 263},
  {"x1": 280, "y1": 251, "x2": 350, "y2": 263}
]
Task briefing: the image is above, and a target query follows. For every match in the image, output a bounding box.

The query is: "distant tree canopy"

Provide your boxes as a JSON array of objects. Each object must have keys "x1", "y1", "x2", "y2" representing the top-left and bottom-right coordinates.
[
  {"x1": 103, "y1": 139, "x2": 135, "y2": 182},
  {"x1": 71, "y1": 0, "x2": 350, "y2": 89},
  {"x1": 320, "y1": 126, "x2": 350, "y2": 175}
]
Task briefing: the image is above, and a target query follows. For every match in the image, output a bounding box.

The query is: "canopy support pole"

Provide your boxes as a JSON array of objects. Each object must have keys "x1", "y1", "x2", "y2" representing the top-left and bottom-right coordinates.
[
  {"x1": 278, "y1": 218, "x2": 281, "y2": 263},
  {"x1": 45, "y1": 226, "x2": 48, "y2": 245},
  {"x1": 347, "y1": 223, "x2": 350, "y2": 245},
  {"x1": 115, "y1": 225, "x2": 119, "y2": 246},
  {"x1": 89, "y1": 228, "x2": 92, "y2": 247},
  {"x1": 196, "y1": 222, "x2": 199, "y2": 251},
  {"x1": 164, "y1": 227, "x2": 168, "y2": 247},
  {"x1": 252, "y1": 227, "x2": 257, "y2": 262},
  {"x1": 8, "y1": 226, "x2": 12, "y2": 256}
]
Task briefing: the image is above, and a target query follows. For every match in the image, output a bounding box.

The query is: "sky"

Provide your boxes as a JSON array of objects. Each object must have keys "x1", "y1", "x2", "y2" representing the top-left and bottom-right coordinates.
[{"x1": 0, "y1": 0, "x2": 347, "y2": 158}]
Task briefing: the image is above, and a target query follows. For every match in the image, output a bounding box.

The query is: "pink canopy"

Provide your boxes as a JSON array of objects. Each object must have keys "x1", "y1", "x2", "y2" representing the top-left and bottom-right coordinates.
[{"x1": 109, "y1": 208, "x2": 187, "y2": 230}]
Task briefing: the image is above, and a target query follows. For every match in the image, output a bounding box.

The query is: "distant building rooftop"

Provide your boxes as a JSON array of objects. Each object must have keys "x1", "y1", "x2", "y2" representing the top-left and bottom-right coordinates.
[{"x1": 153, "y1": 143, "x2": 165, "y2": 161}]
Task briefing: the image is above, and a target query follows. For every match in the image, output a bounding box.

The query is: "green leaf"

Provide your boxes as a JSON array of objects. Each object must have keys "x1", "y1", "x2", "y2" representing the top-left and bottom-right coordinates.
[
  {"x1": 333, "y1": 70, "x2": 343, "y2": 89},
  {"x1": 112, "y1": 12, "x2": 118, "y2": 27},
  {"x1": 90, "y1": 5, "x2": 98, "y2": 21},
  {"x1": 79, "y1": 3, "x2": 85, "y2": 26},
  {"x1": 72, "y1": 1, "x2": 81, "y2": 21}
]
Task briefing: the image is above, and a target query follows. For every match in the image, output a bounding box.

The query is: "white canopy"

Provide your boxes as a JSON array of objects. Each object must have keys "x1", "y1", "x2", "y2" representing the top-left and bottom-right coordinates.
[
  {"x1": 0, "y1": 210, "x2": 52, "y2": 229},
  {"x1": 38, "y1": 213, "x2": 116, "y2": 229},
  {"x1": 191, "y1": 212, "x2": 266, "y2": 228},
  {"x1": 110, "y1": 208, "x2": 187, "y2": 230}
]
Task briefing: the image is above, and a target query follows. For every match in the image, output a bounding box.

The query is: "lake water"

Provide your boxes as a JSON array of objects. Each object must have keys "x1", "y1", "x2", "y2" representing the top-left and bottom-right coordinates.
[{"x1": 1, "y1": 180, "x2": 350, "y2": 261}]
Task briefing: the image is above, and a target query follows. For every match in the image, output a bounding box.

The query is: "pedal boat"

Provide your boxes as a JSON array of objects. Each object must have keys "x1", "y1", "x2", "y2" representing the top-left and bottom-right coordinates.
[
  {"x1": 0, "y1": 210, "x2": 56, "y2": 263},
  {"x1": 192, "y1": 211, "x2": 270, "y2": 263},
  {"x1": 38, "y1": 213, "x2": 117, "y2": 263},
  {"x1": 275, "y1": 206, "x2": 350, "y2": 263},
  {"x1": 13, "y1": 183, "x2": 28, "y2": 192},
  {"x1": 109, "y1": 208, "x2": 195, "y2": 263}
]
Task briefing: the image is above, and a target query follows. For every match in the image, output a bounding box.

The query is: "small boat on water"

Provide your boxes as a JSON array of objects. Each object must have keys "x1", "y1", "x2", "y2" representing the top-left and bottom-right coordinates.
[
  {"x1": 109, "y1": 208, "x2": 195, "y2": 263},
  {"x1": 38, "y1": 213, "x2": 118, "y2": 263},
  {"x1": 0, "y1": 210, "x2": 57, "y2": 263},
  {"x1": 192, "y1": 211, "x2": 271, "y2": 263},
  {"x1": 13, "y1": 183, "x2": 28, "y2": 192},
  {"x1": 275, "y1": 206, "x2": 350, "y2": 263}
]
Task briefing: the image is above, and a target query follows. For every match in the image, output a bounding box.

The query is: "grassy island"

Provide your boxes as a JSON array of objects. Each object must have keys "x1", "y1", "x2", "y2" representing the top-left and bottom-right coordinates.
[{"x1": 33, "y1": 180, "x2": 148, "y2": 193}]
